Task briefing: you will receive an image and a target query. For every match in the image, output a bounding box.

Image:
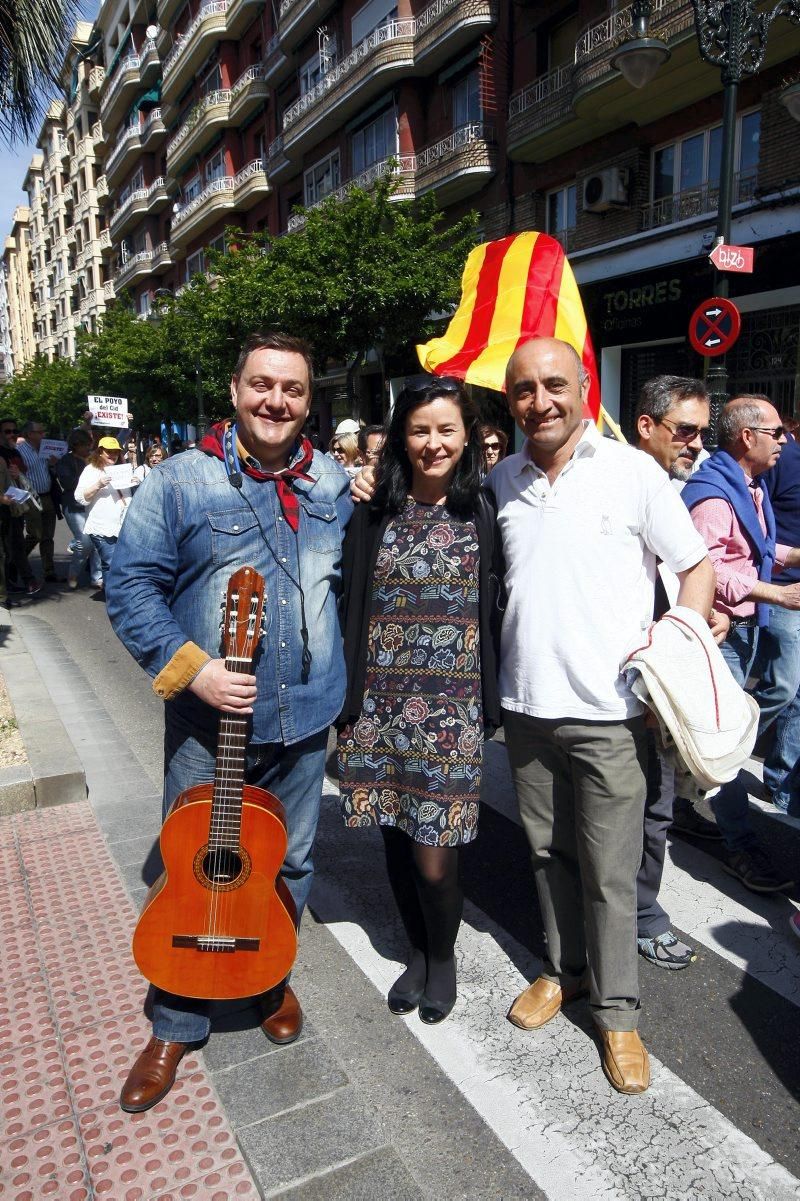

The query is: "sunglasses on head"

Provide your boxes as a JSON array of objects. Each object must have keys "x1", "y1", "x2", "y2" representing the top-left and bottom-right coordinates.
[{"x1": 403, "y1": 374, "x2": 462, "y2": 395}]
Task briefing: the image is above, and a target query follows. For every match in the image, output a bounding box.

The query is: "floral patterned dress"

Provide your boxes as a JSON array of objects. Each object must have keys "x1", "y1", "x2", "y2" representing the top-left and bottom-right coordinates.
[{"x1": 338, "y1": 499, "x2": 482, "y2": 846}]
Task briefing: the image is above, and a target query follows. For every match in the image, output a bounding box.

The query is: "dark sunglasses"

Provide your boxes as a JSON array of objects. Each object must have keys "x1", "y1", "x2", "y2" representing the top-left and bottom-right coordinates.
[
  {"x1": 655, "y1": 417, "x2": 710, "y2": 442},
  {"x1": 2, "y1": 427, "x2": 18, "y2": 435},
  {"x1": 747, "y1": 426, "x2": 785, "y2": 440},
  {"x1": 484, "y1": 441, "x2": 501, "y2": 451}
]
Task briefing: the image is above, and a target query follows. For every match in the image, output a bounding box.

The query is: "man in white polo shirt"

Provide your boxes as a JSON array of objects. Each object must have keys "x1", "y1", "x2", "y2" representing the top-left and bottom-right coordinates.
[{"x1": 487, "y1": 337, "x2": 713, "y2": 1095}]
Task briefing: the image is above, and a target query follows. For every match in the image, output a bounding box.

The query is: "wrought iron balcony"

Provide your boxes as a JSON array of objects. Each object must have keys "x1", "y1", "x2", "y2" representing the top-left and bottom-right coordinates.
[
  {"x1": 162, "y1": 1, "x2": 228, "y2": 100},
  {"x1": 415, "y1": 0, "x2": 496, "y2": 70},
  {"x1": 166, "y1": 89, "x2": 232, "y2": 176},
  {"x1": 415, "y1": 122, "x2": 497, "y2": 202},
  {"x1": 115, "y1": 242, "x2": 171, "y2": 290},
  {"x1": 573, "y1": 0, "x2": 693, "y2": 97},
  {"x1": 170, "y1": 176, "x2": 236, "y2": 246},
  {"x1": 141, "y1": 107, "x2": 167, "y2": 150},
  {"x1": 640, "y1": 171, "x2": 758, "y2": 232},
  {"x1": 100, "y1": 54, "x2": 141, "y2": 128},
  {"x1": 230, "y1": 64, "x2": 268, "y2": 121},
  {"x1": 105, "y1": 125, "x2": 142, "y2": 185},
  {"x1": 287, "y1": 155, "x2": 416, "y2": 231},
  {"x1": 282, "y1": 20, "x2": 415, "y2": 148},
  {"x1": 234, "y1": 158, "x2": 270, "y2": 208}
]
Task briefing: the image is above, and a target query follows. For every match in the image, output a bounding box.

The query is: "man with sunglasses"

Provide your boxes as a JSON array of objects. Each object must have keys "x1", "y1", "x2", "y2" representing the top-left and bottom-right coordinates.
[
  {"x1": 682, "y1": 396, "x2": 800, "y2": 893},
  {"x1": 634, "y1": 375, "x2": 729, "y2": 969}
]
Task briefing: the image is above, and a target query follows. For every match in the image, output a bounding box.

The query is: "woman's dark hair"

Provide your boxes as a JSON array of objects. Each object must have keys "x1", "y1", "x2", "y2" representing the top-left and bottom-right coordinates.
[{"x1": 372, "y1": 375, "x2": 482, "y2": 517}]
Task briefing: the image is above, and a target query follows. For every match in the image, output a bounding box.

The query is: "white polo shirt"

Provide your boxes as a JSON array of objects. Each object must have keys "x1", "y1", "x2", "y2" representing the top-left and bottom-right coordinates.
[{"x1": 487, "y1": 421, "x2": 708, "y2": 721}]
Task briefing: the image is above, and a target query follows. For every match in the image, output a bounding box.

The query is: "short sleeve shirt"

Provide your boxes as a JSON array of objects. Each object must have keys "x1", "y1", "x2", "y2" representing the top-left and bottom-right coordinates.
[{"x1": 487, "y1": 422, "x2": 708, "y2": 720}]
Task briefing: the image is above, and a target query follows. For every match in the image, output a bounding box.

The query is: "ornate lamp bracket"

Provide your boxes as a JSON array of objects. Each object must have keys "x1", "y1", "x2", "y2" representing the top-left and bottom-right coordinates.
[{"x1": 691, "y1": 0, "x2": 800, "y2": 85}]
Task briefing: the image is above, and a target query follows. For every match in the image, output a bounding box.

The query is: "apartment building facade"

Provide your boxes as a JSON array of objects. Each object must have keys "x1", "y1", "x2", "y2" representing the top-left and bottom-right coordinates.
[
  {"x1": 2, "y1": 208, "x2": 37, "y2": 376},
  {"x1": 6, "y1": 0, "x2": 797, "y2": 425}
]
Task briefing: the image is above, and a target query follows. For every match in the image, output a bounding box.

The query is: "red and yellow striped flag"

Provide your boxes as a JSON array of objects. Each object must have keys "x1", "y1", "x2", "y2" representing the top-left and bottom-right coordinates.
[{"x1": 417, "y1": 231, "x2": 601, "y2": 422}]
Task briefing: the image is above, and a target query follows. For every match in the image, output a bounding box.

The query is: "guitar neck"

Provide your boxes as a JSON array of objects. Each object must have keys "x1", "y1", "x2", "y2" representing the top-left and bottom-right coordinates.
[{"x1": 210, "y1": 711, "x2": 247, "y2": 850}]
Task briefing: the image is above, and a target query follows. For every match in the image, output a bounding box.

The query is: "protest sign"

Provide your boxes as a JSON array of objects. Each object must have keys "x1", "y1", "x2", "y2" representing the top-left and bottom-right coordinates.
[
  {"x1": 88, "y1": 395, "x2": 131, "y2": 427},
  {"x1": 39, "y1": 438, "x2": 68, "y2": 461},
  {"x1": 106, "y1": 463, "x2": 134, "y2": 490}
]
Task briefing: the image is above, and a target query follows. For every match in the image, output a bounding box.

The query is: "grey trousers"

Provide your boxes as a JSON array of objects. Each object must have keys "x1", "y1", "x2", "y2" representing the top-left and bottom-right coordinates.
[
  {"x1": 504, "y1": 709, "x2": 648, "y2": 1031},
  {"x1": 636, "y1": 736, "x2": 674, "y2": 940}
]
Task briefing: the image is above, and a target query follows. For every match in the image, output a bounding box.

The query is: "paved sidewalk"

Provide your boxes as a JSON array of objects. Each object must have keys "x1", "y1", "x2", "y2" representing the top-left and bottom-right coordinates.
[{"x1": 0, "y1": 799, "x2": 260, "y2": 1201}]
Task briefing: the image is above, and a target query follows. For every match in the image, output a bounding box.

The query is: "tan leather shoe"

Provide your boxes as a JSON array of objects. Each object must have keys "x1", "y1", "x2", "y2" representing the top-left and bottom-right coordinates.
[
  {"x1": 119, "y1": 1037, "x2": 189, "y2": 1112},
  {"x1": 507, "y1": 976, "x2": 586, "y2": 1030},
  {"x1": 260, "y1": 984, "x2": 303, "y2": 1045},
  {"x1": 597, "y1": 1028, "x2": 650, "y2": 1094}
]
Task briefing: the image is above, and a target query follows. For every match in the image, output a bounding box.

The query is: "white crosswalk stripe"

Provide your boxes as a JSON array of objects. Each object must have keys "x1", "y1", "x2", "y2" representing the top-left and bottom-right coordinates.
[{"x1": 314, "y1": 756, "x2": 800, "y2": 1201}]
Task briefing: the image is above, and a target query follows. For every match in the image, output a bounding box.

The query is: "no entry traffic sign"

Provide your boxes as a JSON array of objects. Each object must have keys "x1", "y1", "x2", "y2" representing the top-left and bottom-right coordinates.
[{"x1": 688, "y1": 297, "x2": 741, "y2": 357}]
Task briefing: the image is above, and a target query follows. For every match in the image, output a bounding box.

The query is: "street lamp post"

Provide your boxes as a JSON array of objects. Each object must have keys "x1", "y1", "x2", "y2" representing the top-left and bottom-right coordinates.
[{"x1": 612, "y1": 0, "x2": 800, "y2": 442}]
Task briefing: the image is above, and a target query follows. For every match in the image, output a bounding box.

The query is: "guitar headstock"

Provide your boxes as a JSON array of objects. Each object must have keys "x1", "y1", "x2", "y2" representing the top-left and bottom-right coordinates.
[{"x1": 222, "y1": 566, "x2": 266, "y2": 669}]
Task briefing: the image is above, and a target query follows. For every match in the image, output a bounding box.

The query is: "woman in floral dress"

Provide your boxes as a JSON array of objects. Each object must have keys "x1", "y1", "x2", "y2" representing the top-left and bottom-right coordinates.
[{"x1": 338, "y1": 377, "x2": 504, "y2": 1023}]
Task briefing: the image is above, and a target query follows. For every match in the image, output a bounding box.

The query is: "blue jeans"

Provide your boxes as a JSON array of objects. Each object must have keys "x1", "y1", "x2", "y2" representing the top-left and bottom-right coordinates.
[
  {"x1": 751, "y1": 606, "x2": 800, "y2": 813},
  {"x1": 152, "y1": 708, "x2": 329, "y2": 1043},
  {"x1": 65, "y1": 509, "x2": 102, "y2": 584},
  {"x1": 709, "y1": 625, "x2": 760, "y2": 852},
  {"x1": 89, "y1": 534, "x2": 117, "y2": 583}
]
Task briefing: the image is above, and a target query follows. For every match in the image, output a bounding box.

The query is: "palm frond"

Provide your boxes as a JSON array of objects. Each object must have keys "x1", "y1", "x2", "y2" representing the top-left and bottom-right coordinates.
[{"x1": 0, "y1": 0, "x2": 79, "y2": 146}]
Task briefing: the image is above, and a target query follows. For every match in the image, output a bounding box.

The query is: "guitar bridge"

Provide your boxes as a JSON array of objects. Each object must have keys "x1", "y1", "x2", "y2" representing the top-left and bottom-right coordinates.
[{"x1": 172, "y1": 935, "x2": 260, "y2": 953}]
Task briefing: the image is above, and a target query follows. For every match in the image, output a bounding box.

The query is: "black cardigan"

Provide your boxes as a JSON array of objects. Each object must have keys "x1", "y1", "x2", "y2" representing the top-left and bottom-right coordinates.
[{"x1": 338, "y1": 491, "x2": 506, "y2": 734}]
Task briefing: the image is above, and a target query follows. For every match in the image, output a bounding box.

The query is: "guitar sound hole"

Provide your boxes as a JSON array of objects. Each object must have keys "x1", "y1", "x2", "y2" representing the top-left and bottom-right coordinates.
[{"x1": 202, "y1": 850, "x2": 244, "y2": 886}]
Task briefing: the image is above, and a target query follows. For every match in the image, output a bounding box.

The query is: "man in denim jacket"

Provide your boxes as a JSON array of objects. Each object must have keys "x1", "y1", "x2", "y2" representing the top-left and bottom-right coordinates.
[{"x1": 107, "y1": 332, "x2": 352, "y2": 1111}]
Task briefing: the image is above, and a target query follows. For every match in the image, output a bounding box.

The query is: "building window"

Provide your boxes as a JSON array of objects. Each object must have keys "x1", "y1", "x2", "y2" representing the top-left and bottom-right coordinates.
[
  {"x1": 546, "y1": 183, "x2": 577, "y2": 250},
  {"x1": 201, "y1": 62, "x2": 222, "y2": 95},
  {"x1": 205, "y1": 150, "x2": 226, "y2": 183},
  {"x1": 207, "y1": 234, "x2": 225, "y2": 255},
  {"x1": 304, "y1": 151, "x2": 340, "y2": 206},
  {"x1": 351, "y1": 0, "x2": 397, "y2": 45},
  {"x1": 183, "y1": 174, "x2": 202, "y2": 203},
  {"x1": 186, "y1": 249, "x2": 205, "y2": 281},
  {"x1": 350, "y1": 107, "x2": 396, "y2": 175},
  {"x1": 138, "y1": 291, "x2": 151, "y2": 316},
  {"x1": 453, "y1": 69, "x2": 481, "y2": 129},
  {"x1": 650, "y1": 109, "x2": 760, "y2": 221}
]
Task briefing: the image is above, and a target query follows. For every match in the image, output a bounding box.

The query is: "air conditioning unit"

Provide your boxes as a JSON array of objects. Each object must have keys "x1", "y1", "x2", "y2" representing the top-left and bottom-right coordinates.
[{"x1": 582, "y1": 167, "x2": 630, "y2": 213}]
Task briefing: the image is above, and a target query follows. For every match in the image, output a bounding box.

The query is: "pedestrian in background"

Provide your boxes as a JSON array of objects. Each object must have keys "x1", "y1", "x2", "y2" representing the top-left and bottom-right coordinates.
[
  {"x1": 338, "y1": 376, "x2": 503, "y2": 1025},
  {"x1": 329, "y1": 432, "x2": 362, "y2": 478},
  {"x1": 479, "y1": 424, "x2": 508, "y2": 476},
  {"x1": 55, "y1": 429, "x2": 103, "y2": 590},
  {"x1": 358, "y1": 424, "x2": 385, "y2": 467},
  {"x1": 17, "y1": 420, "x2": 59, "y2": 583},
  {"x1": 74, "y1": 436, "x2": 135, "y2": 590},
  {"x1": 134, "y1": 443, "x2": 167, "y2": 482}
]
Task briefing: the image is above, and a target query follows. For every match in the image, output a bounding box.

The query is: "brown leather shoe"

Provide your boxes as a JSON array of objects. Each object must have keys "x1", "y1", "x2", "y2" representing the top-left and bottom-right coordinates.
[
  {"x1": 596, "y1": 1028, "x2": 650, "y2": 1094},
  {"x1": 507, "y1": 976, "x2": 587, "y2": 1030},
  {"x1": 119, "y1": 1037, "x2": 189, "y2": 1113},
  {"x1": 260, "y1": 984, "x2": 303, "y2": 1045}
]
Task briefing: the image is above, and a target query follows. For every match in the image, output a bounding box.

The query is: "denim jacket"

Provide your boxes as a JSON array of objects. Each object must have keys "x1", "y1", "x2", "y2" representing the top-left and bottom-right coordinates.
[{"x1": 107, "y1": 447, "x2": 353, "y2": 746}]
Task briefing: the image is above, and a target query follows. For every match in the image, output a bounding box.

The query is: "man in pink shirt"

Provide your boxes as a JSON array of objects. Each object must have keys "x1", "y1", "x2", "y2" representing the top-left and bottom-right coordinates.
[{"x1": 682, "y1": 396, "x2": 800, "y2": 893}]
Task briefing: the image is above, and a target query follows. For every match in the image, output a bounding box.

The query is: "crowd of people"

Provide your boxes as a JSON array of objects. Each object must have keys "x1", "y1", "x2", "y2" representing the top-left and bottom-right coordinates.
[
  {"x1": 4, "y1": 329, "x2": 797, "y2": 1111},
  {"x1": 0, "y1": 422, "x2": 176, "y2": 604}
]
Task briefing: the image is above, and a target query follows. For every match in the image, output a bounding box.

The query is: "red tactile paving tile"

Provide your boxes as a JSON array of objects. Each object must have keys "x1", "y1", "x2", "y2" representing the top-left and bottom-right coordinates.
[
  {"x1": 2, "y1": 917, "x2": 42, "y2": 984},
  {"x1": 79, "y1": 1067, "x2": 242, "y2": 1198},
  {"x1": 0, "y1": 1036, "x2": 72, "y2": 1140},
  {"x1": 63, "y1": 1012, "x2": 151, "y2": 1115},
  {"x1": 153, "y1": 1159, "x2": 262, "y2": 1200},
  {"x1": 25, "y1": 853, "x2": 132, "y2": 928},
  {"x1": 0, "y1": 1116, "x2": 90, "y2": 1200},
  {"x1": 1, "y1": 880, "x2": 34, "y2": 937},
  {"x1": 13, "y1": 801, "x2": 96, "y2": 844},
  {"x1": 18, "y1": 825, "x2": 111, "y2": 880},
  {"x1": 0, "y1": 971, "x2": 54, "y2": 1057}
]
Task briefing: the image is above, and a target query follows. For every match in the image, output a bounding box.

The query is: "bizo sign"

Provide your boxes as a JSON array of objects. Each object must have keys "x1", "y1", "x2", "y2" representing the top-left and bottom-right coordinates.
[{"x1": 88, "y1": 394, "x2": 131, "y2": 427}]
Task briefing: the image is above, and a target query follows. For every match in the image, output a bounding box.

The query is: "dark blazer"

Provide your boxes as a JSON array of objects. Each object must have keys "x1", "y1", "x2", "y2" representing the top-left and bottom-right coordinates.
[{"x1": 338, "y1": 490, "x2": 506, "y2": 734}]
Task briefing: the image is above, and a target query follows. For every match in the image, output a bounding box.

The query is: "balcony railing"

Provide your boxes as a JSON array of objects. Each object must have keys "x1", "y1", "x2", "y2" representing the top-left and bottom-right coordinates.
[
  {"x1": 142, "y1": 107, "x2": 165, "y2": 142},
  {"x1": 167, "y1": 89, "x2": 232, "y2": 158},
  {"x1": 287, "y1": 155, "x2": 416, "y2": 230},
  {"x1": 232, "y1": 62, "x2": 266, "y2": 96},
  {"x1": 99, "y1": 229, "x2": 111, "y2": 251},
  {"x1": 172, "y1": 175, "x2": 235, "y2": 230},
  {"x1": 509, "y1": 63, "x2": 572, "y2": 120},
  {"x1": 282, "y1": 20, "x2": 416, "y2": 129},
  {"x1": 105, "y1": 124, "x2": 142, "y2": 177},
  {"x1": 640, "y1": 171, "x2": 758, "y2": 231},
  {"x1": 89, "y1": 66, "x2": 105, "y2": 95},
  {"x1": 235, "y1": 158, "x2": 268, "y2": 187},
  {"x1": 268, "y1": 133, "x2": 284, "y2": 160},
  {"x1": 101, "y1": 53, "x2": 140, "y2": 113},
  {"x1": 164, "y1": 1, "x2": 228, "y2": 76},
  {"x1": 575, "y1": 0, "x2": 691, "y2": 88},
  {"x1": 416, "y1": 122, "x2": 494, "y2": 170},
  {"x1": 103, "y1": 280, "x2": 115, "y2": 300},
  {"x1": 112, "y1": 177, "x2": 168, "y2": 228}
]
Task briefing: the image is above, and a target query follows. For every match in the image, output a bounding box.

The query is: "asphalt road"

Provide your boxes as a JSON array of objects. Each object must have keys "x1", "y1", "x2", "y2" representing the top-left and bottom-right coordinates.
[{"x1": 11, "y1": 522, "x2": 800, "y2": 1199}]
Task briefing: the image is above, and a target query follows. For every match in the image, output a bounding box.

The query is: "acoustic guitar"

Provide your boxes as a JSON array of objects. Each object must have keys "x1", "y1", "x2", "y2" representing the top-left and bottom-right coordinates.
[{"x1": 132, "y1": 566, "x2": 298, "y2": 1000}]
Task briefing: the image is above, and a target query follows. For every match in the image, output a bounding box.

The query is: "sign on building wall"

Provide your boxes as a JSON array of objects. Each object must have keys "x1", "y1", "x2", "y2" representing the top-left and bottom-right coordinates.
[{"x1": 88, "y1": 394, "x2": 131, "y2": 427}]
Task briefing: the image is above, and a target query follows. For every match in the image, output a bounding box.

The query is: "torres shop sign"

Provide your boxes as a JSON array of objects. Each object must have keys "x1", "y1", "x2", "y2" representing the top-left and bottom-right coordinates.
[{"x1": 599, "y1": 276, "x2": 682, "y2": 333}]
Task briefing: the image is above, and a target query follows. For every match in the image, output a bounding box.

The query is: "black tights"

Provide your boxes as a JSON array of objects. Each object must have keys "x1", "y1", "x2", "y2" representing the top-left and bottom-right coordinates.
[{"x1": 381, "y1": 826, "x2": 463, "y2": 1005}]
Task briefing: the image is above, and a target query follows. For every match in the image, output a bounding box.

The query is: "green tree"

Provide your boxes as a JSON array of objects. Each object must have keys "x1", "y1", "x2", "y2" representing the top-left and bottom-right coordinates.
[
  {"x1": 0, "y1": 352, "x2": 87, "y2": 432},
  {"x1": 0, "y1": 0, "x2": 77, "y2": 146},
  {"x1": 79, "y1": 302, "x2": 190, "y2": 432},
  {"x1": 160, "y1": 172, "x2": 478, "y2": 412}
]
